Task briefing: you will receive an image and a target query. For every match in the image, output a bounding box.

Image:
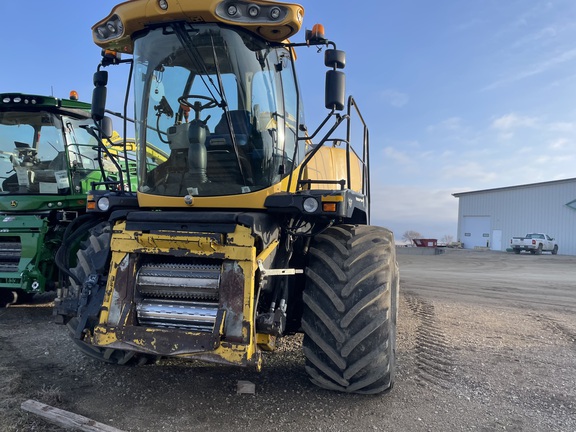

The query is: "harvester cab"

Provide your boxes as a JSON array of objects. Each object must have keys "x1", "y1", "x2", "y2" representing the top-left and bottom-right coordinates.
[
  {"x1": 55, "y1": 0, "x2": 399, "y2": 395},
  {"x1": 0, "y1": 92, "x2": 132, "y2": 306}
]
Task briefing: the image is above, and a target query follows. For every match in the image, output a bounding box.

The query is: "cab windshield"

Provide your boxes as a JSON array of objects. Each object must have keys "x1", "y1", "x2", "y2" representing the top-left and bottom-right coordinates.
[
  {"x1": 133, "y1": 23, "x2": 303, "y2": 197},
  {"x1": 0, "y1": 111, "x2": 98, "y2": 195}
]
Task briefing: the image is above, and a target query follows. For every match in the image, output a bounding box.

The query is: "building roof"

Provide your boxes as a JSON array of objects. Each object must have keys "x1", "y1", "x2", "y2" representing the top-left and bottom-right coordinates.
[{"x1": 452, "y1": 177, "x2": 576, "y2": 197}]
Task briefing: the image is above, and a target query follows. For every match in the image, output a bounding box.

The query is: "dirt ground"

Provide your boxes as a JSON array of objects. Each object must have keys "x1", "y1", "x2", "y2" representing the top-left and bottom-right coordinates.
[{"x1": 1, "y1": 249, "x2": 575, "y2": 432}]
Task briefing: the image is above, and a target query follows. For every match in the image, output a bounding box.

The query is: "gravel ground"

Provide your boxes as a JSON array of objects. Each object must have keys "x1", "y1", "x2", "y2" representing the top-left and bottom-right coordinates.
[{"x1": 0, "y1": 249, "x2": 575, "y2": 432}]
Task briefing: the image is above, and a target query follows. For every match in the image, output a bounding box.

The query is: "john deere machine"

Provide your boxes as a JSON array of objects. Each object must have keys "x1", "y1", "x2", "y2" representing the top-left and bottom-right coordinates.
[
  {"x1": 0, "y1": 92, "x2": 136, "y2": 306},
  {"x1": 54, "y1": 0, "x2": 399, "y2": 394}
]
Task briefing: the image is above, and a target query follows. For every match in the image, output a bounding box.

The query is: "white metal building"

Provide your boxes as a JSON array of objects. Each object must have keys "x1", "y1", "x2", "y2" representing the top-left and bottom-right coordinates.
[{"x1": 453, "y1": 178, "x2": 576, "y2": 256}]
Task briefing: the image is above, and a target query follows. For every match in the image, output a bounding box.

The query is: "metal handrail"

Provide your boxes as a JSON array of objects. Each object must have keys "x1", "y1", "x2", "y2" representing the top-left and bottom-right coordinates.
[{"x1": 295, "y1": 96, "x2": 370, "y2": 211}]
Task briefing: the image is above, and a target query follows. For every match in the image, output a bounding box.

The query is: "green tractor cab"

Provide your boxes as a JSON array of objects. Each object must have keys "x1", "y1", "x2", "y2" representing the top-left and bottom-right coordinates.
[{"x1": 0, "y1": 92, "x2": 132, "y2": 306}]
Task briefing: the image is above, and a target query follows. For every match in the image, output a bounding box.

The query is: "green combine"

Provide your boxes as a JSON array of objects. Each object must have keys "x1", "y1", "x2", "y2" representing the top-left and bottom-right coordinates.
[{"x1": 0, "y1": 92, "x2": 129, "y2": 306}]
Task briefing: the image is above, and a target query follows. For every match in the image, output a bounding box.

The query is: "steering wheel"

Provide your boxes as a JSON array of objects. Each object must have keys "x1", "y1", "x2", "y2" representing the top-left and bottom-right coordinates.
[{"x1": 178, "y1": 95, "x2": 218, "y2": 119}]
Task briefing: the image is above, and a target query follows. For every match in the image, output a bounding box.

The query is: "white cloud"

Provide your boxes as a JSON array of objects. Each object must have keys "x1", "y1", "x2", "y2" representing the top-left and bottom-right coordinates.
[
  {"x1": 370, "y1": 185, "x2": 459, "y2": 239},
  {"x1": 382, "y1": 146, "x2": 415, "y2": 166},
  {"x1": 548, "y1": 138, "x2": 570, "y2": 150},
  {"x1": 509, "y1": 26, "x2": 558, "y2": 50},
  {"x1": 482, "y1": 48, "x2": 576, "y2": 91},
  {"x1": 427, "y1": 117, "x2": 463, "y2": 132},
  {"x1": 380, "y1": 89, "x2": 409, "y2": 108},
  {"x1": 440, "y1": 161, "x2": 499, "y2": 184},
  {"x1": 535, "y1": 154, "x2": 574, "y2": 164},
  {"x1": 497, "y1": 131, "x2": 515, "y2": 141},
  {"x1": 517, "y1": 146, "x2": 534, "y2": 154},
  {"x1": 548, "y1": 122, "x2": 575, "y2": 132},
  {"x1": 452, "y1": 18, "x2": 486, "y2": 33},
  {"x1": 491, "y1": 113, "x2": 538, "y2": 130}
]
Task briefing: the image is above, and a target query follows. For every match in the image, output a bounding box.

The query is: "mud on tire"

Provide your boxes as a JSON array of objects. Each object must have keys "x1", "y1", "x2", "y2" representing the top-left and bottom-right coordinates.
[
  {"x1": 67, "y1": 222, "x2": 153, "y2": 366},
  {"x1": 302, "y1": 224, "x2": 399, "y2": 394},
  {"x1": 68, "y1": 222, "x2": 111, "y2": 298}
]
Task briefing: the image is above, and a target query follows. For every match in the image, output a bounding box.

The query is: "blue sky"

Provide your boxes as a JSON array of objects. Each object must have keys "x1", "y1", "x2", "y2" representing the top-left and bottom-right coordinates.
[{"x1": 2, "y1": 1, "x2": 576, "y2": 242}]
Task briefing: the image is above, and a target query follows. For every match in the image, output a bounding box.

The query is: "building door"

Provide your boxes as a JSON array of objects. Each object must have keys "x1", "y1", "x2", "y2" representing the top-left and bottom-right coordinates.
[
  {"x1": 491, "y1": 229, "x2": 502, "y2": 251},
  {"x1": 462, "y1": 216, "x2": 491, "y2": 249}
]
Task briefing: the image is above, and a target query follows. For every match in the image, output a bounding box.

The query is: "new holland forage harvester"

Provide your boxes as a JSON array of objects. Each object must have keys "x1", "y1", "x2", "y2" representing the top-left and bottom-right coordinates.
[{"x1": 54, "y1": 0, "x2": 399, "y2": 394}]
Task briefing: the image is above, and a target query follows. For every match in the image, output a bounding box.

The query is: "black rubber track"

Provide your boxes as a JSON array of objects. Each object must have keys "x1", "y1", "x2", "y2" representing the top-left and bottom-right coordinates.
[
  {"x1": 67, "y1": 222, "x2": 154, "y2": 366},
  {"x1": 302, "y1": 224, "x2": 399, "y2": 394}
]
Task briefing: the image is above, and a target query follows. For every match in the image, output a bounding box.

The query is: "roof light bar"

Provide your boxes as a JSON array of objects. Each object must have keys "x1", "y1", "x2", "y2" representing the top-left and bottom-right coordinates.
[
  {"x1": 216, "y1": 1, "x2": 288, "y2": 23},
  {"x1": 1, "y1": 95, "x2": 41, "y2": 105}
]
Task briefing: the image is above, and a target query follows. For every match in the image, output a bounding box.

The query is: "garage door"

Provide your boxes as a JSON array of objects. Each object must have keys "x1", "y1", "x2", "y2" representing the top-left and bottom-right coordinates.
[{"x1": 462, "y1": 216, "x2": 491, "y2": 249}]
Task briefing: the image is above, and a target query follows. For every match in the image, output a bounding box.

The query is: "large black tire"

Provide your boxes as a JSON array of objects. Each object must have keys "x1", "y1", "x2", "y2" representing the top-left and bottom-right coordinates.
[
  {"x1": 302, "y1": 224, "x2": 398, "y2": 394},
  {"x1": 552, "y1": 245, "x2": 558, "y2": 255},
  {"x1": 67, "y1": 222, "x2": 153, "y2": 366},
  {"x1": 67, "y1": 318, "x2": 149, "y2": 366},
  {"x1": 1, "y1": 289, "x2": 36, "y2": 307},
  {"x1": 535, "y1": 244, "x2": 543, "y2": 255},
  {"x1": 0, "y1": 290, "x2": 16, "y2": 308}
]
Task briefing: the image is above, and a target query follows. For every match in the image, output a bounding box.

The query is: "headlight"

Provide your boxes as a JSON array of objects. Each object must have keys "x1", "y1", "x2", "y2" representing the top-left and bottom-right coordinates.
[
  {"x1": 270, "y1": 7, "x2": 281, "y2": 19},
  {"x1": 97, "y1": 197, "x2": 110, "y2": 212},
  {"x1": 303, "y1": 197, "x2": 319, "y2": 213},
  {"x1": 94, "y1": 15, "x2": 124, "y2": 42},
  {"x1": 247, "y1": 4, "x2": 260, "y2": 17},
  {"x1": 215, "y1": 2, "x2": 288, "y2": 23}
]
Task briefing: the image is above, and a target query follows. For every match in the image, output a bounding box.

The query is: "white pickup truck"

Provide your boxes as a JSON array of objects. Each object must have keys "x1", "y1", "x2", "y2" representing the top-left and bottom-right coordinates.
[{"x1": 510, "y1": 233, "x2": 558, "y2": 255}]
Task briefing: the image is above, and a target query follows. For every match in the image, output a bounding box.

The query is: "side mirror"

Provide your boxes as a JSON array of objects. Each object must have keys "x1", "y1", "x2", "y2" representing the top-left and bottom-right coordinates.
[
  {"x1": 325, "y1": 49, "x2": 346, "y2": 69},
  {"x1": 100, "y1": 116, "x2": 114, "y2": 139},
  {"x1": 325, "y1": 70, "x2": 345, "y2": 111},
  {"x1": 91, "y1": 70, "x2": 108, "y2": 121},
  {"x1": 325, "y1": 49, "x2": 346, "y2": 111}
]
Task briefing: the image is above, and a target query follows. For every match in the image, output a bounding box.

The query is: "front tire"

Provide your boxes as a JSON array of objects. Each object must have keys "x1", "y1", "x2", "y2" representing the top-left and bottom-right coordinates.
[
  {"x1": 0, "y1": 290, "x2": 16, "y2": 308},
  {"x1": 302, "y1": 224, "x2": 398, "y2": 394},
  {"x1": 67, "y1": 222, "x2": 153, "y2": 366},
  {"x1": 552, "y1": 245, "x2": 558, "y2": 255}
]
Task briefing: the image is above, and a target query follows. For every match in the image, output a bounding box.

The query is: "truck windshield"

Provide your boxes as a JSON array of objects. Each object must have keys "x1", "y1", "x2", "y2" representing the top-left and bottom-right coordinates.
[
  {"x1": 134, "y1": 23, "x2": 302, "y2": 197},
  {"x1": 0, "y1": 111, "x2": 98, "y2": 195}
]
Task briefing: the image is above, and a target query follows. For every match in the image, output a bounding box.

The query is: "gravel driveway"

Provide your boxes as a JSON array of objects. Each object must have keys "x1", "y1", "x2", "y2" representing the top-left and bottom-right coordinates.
[{"x1": 0, "y1": 249, "x2": 575, "y2": 432}]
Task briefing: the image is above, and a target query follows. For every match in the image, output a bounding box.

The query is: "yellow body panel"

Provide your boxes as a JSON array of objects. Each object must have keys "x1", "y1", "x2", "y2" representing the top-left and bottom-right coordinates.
[
  {"x1": 91, "y1": 222, "x2": 264, "y2": 368},
  {"x1": 137, "y1": 163, "x2": 305, "y2": 208},
  {"x1": 137, "y1": 147, "x2": 362, "y2": 209},
  {"x1": 94, "y1": 0, "x2": 304, "y2": 52},
  {"x1": 138, "y1": 178, "x2": 287, "y2": 209},
  {"x1": 304, "y1": 146, "x2": 364, "y2": 193}
]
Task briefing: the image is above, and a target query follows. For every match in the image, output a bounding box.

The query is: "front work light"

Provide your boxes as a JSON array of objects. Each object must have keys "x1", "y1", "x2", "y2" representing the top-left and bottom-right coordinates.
[
  {"x1": 94, "y1": 15, "x2": 124, "y2": 42},
  {"x1": 303, "y1": 197, "x2": 319, "y2": 213},
  {"x1": 270, "y1": 6, "x2": 281, "y2": 19},
  {"x1": 97, "y1": 197, "x2": 110, "y2": 212},
  {"x1": 215, "y1": 2, "x2": 288, "y2": 23}
]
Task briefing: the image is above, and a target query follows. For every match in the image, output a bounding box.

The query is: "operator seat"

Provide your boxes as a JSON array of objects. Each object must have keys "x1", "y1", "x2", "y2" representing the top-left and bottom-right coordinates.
[
  {"x1": 207, "y1": 111, "x2": 253, "y2": 185},
  {"x1": 147, "y1": 123, "x2": 191, "y2": 194}
]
